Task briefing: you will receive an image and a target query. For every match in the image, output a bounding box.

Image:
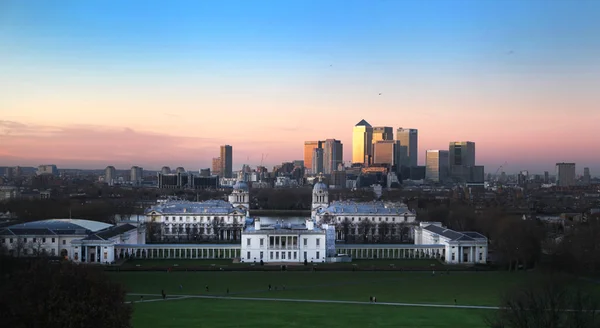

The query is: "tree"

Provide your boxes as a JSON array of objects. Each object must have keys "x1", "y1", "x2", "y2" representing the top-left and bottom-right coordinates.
[
  {"x1": 378, "y1": 221, "x2": 390, "y2": 243},
  {"x1": 211, "y1": 218, "x2": 220, "y2": 241},
  {"x1": 485, "y1": 274, "x2": 600, "y2": 328},
  {"x1": 0, "y1": 257, "x2": 132, "y2": 328},
  {"x1": 340, "y1": 218, "x2": 352, "y2": 243},
  {"x1": 13, "y1": 238, "x2": 26, "y2": 257},
  {"x1": 358, "y1": 220, "x2": 372, "y2": 243}
]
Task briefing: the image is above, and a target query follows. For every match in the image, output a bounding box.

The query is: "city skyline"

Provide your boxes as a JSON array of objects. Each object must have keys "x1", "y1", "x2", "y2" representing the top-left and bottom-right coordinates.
[{"x1": 1, "y1": 0, "x2": 599, "y2": 173}]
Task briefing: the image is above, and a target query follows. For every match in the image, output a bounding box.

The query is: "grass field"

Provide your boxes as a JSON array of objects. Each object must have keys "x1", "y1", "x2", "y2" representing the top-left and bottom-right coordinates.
[{"x1": 112, "y1": 261, "x2": 599, "y2": 328}]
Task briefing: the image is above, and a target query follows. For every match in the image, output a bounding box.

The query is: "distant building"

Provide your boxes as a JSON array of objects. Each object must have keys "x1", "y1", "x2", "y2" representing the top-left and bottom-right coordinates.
[
  {"x1": 322, "y1": 139, "x2": 343, "y2": 175},
  {"x1": 414, "y1": 222, "x2": 488, "y2": 264},
  {"x1": 161, "y1": 166, "x2": 171, "y2": 175},
  {"x1": 37, "y1": 165, "x2": 59, "y2": 176},
  {"x1": 211, "y1": 158, "x2": 221, "y2": 177},
  {"x1": 304, "y1": 141, "x2": 322, "y2": 173},
  {"x1": 352, "y1": 119, "x2": 373, "y2": 165},
  {"x1": 583, "y1": 167, "x2": 591, "y2": 185},
  {"x1": 449, "y1": 141, "x2": 476, "y2": 182},
  {"x1": 199, "y1": 168, "x2": 211, "y2": 177},
  {"x1": 396, "y1": 128, "x2": 418, "y2": 167},
  {"x1": 425, "y1": 150, "x2": 449, "y2": 182},
  {"x1": 312, "y1": 148, "x2": 324, "y2": 175},
  {"x1": 130, "y1": 166, "x2": 143, "y2": 186},
  {"x1": 104, "y1": 166, "x2": 116, "y2": 186},
  {"x1": 175, "y1": 167, "x2": 186, "y2": 174},
  {"x1": 157, "y1": 172, "x2": 219, "y2": 190},
  {"x1": 372, "y1": 126, "x2": 393, "y2": 157},
  {"x1": 556, "y1": 163, "x2": 576, "y2": 187},
  {"x1": 220, "y1": 145, "x2": 233, "y2": 178},
  {"x1": 373, "y1": 140, "x2": 398, "y2": 168}
]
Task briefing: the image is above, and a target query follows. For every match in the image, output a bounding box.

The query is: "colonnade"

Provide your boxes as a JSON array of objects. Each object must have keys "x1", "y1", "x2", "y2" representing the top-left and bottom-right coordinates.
[{"x1": 335, "y1": 246, "x2": 444, "y2": 260}]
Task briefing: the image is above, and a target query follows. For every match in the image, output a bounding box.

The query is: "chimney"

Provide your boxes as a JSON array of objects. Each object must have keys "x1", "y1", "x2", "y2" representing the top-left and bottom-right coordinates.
[
  {"x1": 306, "y1": 219, "x2": 314, "y2": 230},
  {"x1": 254, "y1": 218, "x2": 261, "y2": 230}
]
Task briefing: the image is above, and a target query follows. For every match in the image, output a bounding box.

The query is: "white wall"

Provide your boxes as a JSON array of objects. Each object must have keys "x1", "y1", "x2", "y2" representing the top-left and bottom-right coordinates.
[{"x1": 241, "y1": 233, "x2": 327, "y2": 263}]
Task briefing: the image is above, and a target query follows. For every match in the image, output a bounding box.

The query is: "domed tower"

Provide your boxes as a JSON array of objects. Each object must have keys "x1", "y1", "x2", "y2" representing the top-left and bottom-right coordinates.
[
  {"x1": 311, "y1": 175, "x2": 329, "y2": 218},
  {"x1": 228, "y1": 180, "x2": 250, "y2": 211}
]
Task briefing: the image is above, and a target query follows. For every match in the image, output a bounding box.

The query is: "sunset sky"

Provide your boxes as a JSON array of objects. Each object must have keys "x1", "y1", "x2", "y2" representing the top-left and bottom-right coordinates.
[{"x1": 1, "y1": 0, "x2": 599, "y2": 174}]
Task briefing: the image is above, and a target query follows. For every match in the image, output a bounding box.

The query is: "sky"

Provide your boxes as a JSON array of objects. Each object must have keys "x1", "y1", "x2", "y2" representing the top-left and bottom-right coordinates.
[{"x1": 1, "y1": 0, "x2": 599, "y2": 175}]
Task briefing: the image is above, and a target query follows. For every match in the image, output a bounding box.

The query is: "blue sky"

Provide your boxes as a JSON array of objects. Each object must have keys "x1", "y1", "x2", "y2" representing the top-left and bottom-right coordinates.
[{"x1": 1, "y1": 0, "x2": 599, "y2": 173}]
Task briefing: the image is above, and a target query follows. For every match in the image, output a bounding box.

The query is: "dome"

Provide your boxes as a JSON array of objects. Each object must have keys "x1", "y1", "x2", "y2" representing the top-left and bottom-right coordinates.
[
  {"x1": 233, "y1": 181, "x2": 249, "y2": 191},
  {"x1": 313, "y1": 181, "x2": 328, "y2": 192}
]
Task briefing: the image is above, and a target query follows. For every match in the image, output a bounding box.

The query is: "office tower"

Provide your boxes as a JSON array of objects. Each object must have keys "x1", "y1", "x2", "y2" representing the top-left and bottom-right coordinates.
[
  {"x1": 556, "y1": 163, "x2": 576, "y2": 187},
  {"x1": 312, "y1": 148, "x2": 324, "y2": 175},
  {"x1": 544, "y1": 171, "x2": 549, "y2": 184},
  {"x1": 104, "y1": 166, "x2": 116, "y2": 186},
  {"x1": 396, "y1": 128, "x2": 418, "y2": 167},
  {"x1": 449, "y1": 142, "x2": 475, "y2": 166},
  {"x1": 130, "y1": 166, "x2": 143, "y2": 186},
  {"x1": 352, "y1": 119, "x2": 373, "y2": 165},
  {"x1": 373, "y1": 140, "x2": 397, "y2": 167},
  {"x1": 372, "y1": 127, "x2": 393, "y2": 143},
  {"x1": 304, "y1": 141, "x2": 322, "y2": 173},
  {"x1": 211, "y1": 158, "x2": 221, "y2": 176},
  {"x1": 323, "y1": 139, "x2": 343, "y2": 174},
  {"x1": 425, "y1": 150, "x2": 449, "y2": 182},
  {"x1": 37, "y1": 164, "x2": 59, "y2": 176},
  {"x1": 583, "y1": 167, "x2": 591, "y2": 185},
  {"x1": 220, "y1": 145, "x2": 233, "y2": 178}
]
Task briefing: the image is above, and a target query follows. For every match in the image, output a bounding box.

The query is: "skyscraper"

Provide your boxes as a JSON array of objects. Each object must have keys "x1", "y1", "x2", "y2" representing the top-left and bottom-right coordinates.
[
  {"x1": 220, "y1": 145, "x2": 233, "y2": 178},
  {"x1": 373, "y1": 140, "x2": 397, "y2": 167},
  {"x1": 304, "y1": 141, "x2": 322, "y2": 173},
  {"x1": 372, "y1": 127, "x2": 393, "y2": 143},
  {"x1": 104, "y1": 166, "x2": 116, "y2": 186},
  {"x1": 322, "y1": 139, "x2": 343, "y2": 174},
  {"x1": 352, "y1": 119, "x2": 373, "y2": 165},
  {"x1": 449, "y1": 142, "x2": 475, "y2": 166},
  {"x1": 396, "y1": 128, "x2": 418, "y2": 167},
  {"x1": 130, "y1": 166, "x2": 143, "y2": 186},
  {"x1": 312, "y1": 148, "x2": 324, "y2": 175},
  {"x1": 583, "y1": 167, "x2": 591, "y2": 185},
  {"x1": 425, "y1": 150, "x2": 449, "y2": 182},
  {"x1": 556, "y1": 163, "x2": 576, "y2": 187},
  {"x1": 211, "y1": 158, "x2": 221, "y2": 176}
]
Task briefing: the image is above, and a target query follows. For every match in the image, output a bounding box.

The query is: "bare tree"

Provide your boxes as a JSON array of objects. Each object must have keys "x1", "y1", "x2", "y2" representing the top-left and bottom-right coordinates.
[
  {"x1": 485, "y1": 274, "x2": 600, "y2": 328},
  {"x1": 14, "y1": 238, "x2": 26, "y2": 257},
  {"x1": 358, "y1": 220, "x2": 372, "y2": 243},
  {"x1": 340, "y1": 218, "x2": 352, "y2": 243},
  {"x1": 378, "y1": 221, "x2": 390, "y2": 243},
  {"x1": 30, "y1": 238, "x2": 45, "y2": 256},
  {"x1": 211, "y1": 218, "x2": 220, "y2": 241}
]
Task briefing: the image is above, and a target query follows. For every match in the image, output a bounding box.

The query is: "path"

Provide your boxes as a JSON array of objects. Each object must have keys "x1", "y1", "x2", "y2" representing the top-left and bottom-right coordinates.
[{"x1": 127, "y1": 293, "x2": 500, "y2": 310}]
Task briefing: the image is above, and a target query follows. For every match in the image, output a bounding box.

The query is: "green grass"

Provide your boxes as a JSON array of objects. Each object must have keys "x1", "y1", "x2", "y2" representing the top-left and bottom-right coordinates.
[
  {"x1": 112, "y1": 270, "x2": 600, "y2": 327},
  {"x1": 132, "y1": 298, "x2": 490, "y2": 328}
]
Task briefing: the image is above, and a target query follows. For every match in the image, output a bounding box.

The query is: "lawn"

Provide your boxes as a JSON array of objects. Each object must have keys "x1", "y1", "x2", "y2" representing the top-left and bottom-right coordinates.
[{"x1": 112, "y1": 269, "x2": 600, "y2": 327}]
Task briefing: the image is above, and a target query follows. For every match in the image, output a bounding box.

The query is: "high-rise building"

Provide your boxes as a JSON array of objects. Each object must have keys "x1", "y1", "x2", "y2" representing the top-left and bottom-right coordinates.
[
  {"x1": 220, "y1": 145, "x2": 233, "y2": 178},
  {"x1": 449, "y1": 142, "x2": 475, "y2": 167},
  {"x1": 556, "y1": 163, "x2": 576, "y2": 187},
  {"x1": 161, "y1": 166, "x2": 171, "y2": 175},
  {"x1": 304, "y1": 141, "x2": 322, "y2": 173},
  {"x1": 352, "y1": 119, "x2": 373, "y2": 165},
  {"x1": 104, "y1": 166, "x2": 116, "y2": 186},
  {"x1": 130, "y1": 166, "x2": 143, "y2": 186},
  {"x1": 544, "y1": 171, "x2": 549, "y2": 184},
  {"x1": 211, "y1": 158, "x2": 221, "y2": 176},
  {"x1": 396, "y1": 128, "x2": 418, "y2": 167},
  {"x1": 373, "y1": 140, "x2": 397, "y2": 167},
  {"x1": 323, "y1": 139, "x2": 343, "y2": 174},
  {"x1": 372, "y1": 127, "x2": 393, "y2": 143},
  {"x1": 583, "y1": 167, "x2": 591, "y2": 185},
  {"x1": 312, "y1": 148, "x2": 324, "y2": 175},
  {"x1": 425, "y1": 150, "x2": 449, "y2": 182},
  {"x1": 37, "y1": 164, "x2": 59, "y2": 176}
]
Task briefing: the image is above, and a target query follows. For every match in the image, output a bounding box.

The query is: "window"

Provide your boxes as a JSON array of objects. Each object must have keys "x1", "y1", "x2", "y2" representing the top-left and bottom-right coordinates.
[
  {"x1": 451, "y1": 254, "x2": 455, "y2": 261},
  {"x1": 260, "y1": 238, "x2": 264, "y2": 246},
  {"x1": 288, "y1": 251, "x2": 291, "y2": 259},
  {"x1": 246, "y1": 238, "x2": 251, "y2": 246},
  {"x1": 104, "y1": 252, "x2": 108, "y2": 260},
  {"x1": 260, "y1": 251, "x2": 264, "y2": 259},
  {"x1": 303, "y1": 238, "x2": 307, "y2": 246},
  {"x1": 316, "y1": 239, "x2": 320, "y2": 247},
  {"x1": 304, "y1": 251, "x2": 307, "y2": 260},
  {"x1": 276, "y1": 252, "x2": 279, "y2": 260},
  {"x1": 42, "y1": 238, "x2": 46, "y2": 243},
  {"x1": 63, "y1": 240, "x2": 66, "y2": 245},
  {"x1": 479, "y1": 253, "x2": 483, "y2": 261},
  {"x1": 9, "y1": 238, "x2": 13, "y2": 243},
  {"x1": 23, "y1": 238, "x2": 27, "y2": 243},
  {"x1": 270, "y1": 252, "x2": 273, "y2": 260},
  {"x1": 52, "y1": 238, "x2": 55, "y2": 243},
  {"x1": 282, "y1": 252, "x2": 286, "y2": 260},
  {"x1": 316, "y1": 251, "x2": 320, "y2": 259},
  {"x1": 33, "y1": 238, "x2": 37, "y2": 243},
  {"x1": 294, "y1": 252, "x2": 297, "y2": 260},
  {"x1": 247, "y1": 252, "x2": 251, "y2": 259},
  {"x1": 392, "y1": 218, "x2": 395, "y2": 222}
]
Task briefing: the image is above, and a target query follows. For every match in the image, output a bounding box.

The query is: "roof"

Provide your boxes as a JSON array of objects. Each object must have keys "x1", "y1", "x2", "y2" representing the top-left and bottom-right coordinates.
[
  {"x1": 423, "y1": 225, "x2": 487, "y2": 242},
  {"x1": 355, "y1": 119, "x2": 371, "y2": 127},
  {"x1": 243, "y1": 221, "x2": 323, "y2": 234},
  {"x1": 146, "y1": 200, "x2": 246, "y2": 215},
  {"x1": 83, "y1": 224, "x2": 137, "y2": 241},
  {"x1": 1, "y1": 219, "x2": 112, "y2": 236},
  {"x1": 318, "y1": 201, "x2": 414, "y2": 216}
]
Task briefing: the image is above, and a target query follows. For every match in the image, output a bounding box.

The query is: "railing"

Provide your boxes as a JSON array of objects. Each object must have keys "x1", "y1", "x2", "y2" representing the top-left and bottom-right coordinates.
[{"x1": 267, "y1": 246, "x2": 299, "y2": 250}]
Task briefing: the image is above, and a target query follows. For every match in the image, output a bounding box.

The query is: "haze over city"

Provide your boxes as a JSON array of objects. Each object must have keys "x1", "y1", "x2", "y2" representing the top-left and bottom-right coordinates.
[{"x1": 1, "y1": 0, "x2": 599, "y2": 173}]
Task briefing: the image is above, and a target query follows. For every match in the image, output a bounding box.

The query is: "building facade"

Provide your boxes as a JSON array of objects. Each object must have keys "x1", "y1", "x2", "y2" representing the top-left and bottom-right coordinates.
[
  {"x1": 104, "y1": 166, "x2": 116, "y2": 186},
  {"x1": 240, "y1": 218, "x2": 330, "y2": 263},
  {"x1": 322, "y1": 139, "x2": 343, "y2": 175},
  {"x1": 220, "y1": 145, "x2": 233, "y2": 178},
  {"x1": 425, "y1": 150, "x2": 449, "y2": 182},
  {"x1": 556, "y1": 163, "x2": 576, "y2": 187},
  {"x1": 414, "y1": 222, "x2": 487, "y2": 264},
  {"x1": 304, "y1": 141, "x2": 321, "y2": 173},
  {"x1": 352, "y1": 119, "x2": 373, "y2": 165},
  {"x1": 396, "y1": 128, "x2": 418, "y2": 167}
]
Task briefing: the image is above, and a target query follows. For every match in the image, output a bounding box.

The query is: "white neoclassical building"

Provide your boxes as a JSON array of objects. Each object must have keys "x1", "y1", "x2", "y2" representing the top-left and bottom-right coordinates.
[
  {"x1": 0, "y1": 219, "x2": 144, "y2": 264},
  {"x1": 414, "y1": 222, "x2": 488, "y2": 264},
  {"x1": 311, "y1": 178, "x2": 417, "y2": 241},
  {"x1": 145, "y1": 181, "x2": 250, "y2": 241},
  {"x1": 240, "y1": 217, "x2": 333, "y2": 263}
]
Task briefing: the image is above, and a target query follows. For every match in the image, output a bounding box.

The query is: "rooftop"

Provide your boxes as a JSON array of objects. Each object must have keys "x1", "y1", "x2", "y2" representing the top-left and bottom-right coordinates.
[
  {"x1": 0, "y1": 219, "x2": 113, "y2": 236},
  {"x1": 423, "y1": 225, "x2": 487, "y2": 242},
  {"x1": 147, "y1": 200, "x2": 246, "y2": 215},
  {"x1": 355, "y1": 119, "x2": 372, "y2": 127},
  {"x1": 318, "y1": 201, "x2": 414, "y2": 215},
  {"x1": 82, "y1": 224, "x2": 138, "y2": 241}
]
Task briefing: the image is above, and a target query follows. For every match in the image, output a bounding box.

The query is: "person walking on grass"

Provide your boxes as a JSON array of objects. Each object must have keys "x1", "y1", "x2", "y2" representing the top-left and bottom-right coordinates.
[
  {"x1": 161, "y1": 290, "x2": 166, "y2": 300},
  {"x1": 205, "y1": 285, "x2": 209, "y2": 292}
]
